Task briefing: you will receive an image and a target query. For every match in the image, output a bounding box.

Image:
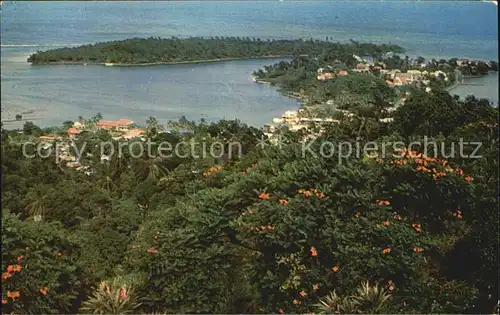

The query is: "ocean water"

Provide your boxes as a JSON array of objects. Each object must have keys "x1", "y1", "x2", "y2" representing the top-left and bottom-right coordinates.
[{"x1": 1, "y1": 1, "x2": 498, "y2": 128}]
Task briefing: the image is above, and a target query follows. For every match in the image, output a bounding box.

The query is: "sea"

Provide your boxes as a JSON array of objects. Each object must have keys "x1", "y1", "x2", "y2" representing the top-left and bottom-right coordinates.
[{"x1": 1, "y1": 1, "x2": 498, "y2": 129}]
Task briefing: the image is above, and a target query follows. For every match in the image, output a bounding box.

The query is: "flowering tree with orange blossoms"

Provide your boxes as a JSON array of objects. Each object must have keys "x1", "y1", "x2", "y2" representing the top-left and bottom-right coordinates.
[
  {"x1": 1, "y1": 96, "x2": 497, "y2": 313},
  {"x1": 126, "y1": 139, "x2": 479, "y2": 313},
  {"x1": 1, "y1": 211, "x2": 87, "y2": 314}
]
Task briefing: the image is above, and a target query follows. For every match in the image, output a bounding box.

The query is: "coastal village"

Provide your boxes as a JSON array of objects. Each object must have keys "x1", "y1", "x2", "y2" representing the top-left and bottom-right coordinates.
[
  {"x1": 36, "y1": 119, "x2": 146, "y2": 171},
  {"x1": 28, "y1": 54, "x2": 498, "y2": 167},
  {"x1": 260, "y1": 54, "x2": 496, "y2": 137}
]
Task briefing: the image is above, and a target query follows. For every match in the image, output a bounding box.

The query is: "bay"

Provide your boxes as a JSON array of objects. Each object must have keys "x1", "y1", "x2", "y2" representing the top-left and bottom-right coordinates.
[{"x1": 1, "y1": 1, "x2": 498, "y2": 128}]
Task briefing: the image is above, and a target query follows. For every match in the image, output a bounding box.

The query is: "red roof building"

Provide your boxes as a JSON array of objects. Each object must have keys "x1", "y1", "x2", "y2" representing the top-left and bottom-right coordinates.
[
  {"x1": 97, "y1": 119, "x2": 134, "y2": 130},
  {"x1": 67, "y1": 127, "x2": 81, "y2": 135}
]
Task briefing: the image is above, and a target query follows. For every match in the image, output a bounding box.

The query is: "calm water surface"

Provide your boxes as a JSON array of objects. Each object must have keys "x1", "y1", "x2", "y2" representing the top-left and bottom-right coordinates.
[{"x1": 1, "y1": 1, "x2": 498, "y2": 128}]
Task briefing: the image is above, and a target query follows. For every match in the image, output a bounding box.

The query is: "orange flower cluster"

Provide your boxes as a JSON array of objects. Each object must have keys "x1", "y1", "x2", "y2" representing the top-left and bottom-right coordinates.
[
  {"x1": 310, "y1": 247, "x2": 318, "y2": 257},
  {"x1": 297, "y1": 189, "x2": 326, "y2": 199},
  {"x1": 147, "y1": 247, "x2": 158, "y2": 254},
  {"x1": 279, "y1": 199, "x2": 288, "y2": 206},
  {"x1": 279, "y1": 308, "x2": 285, "y2": 314},
  {"x1": 354, "y1": 211, "x2": 361, "y2": 217},
  {"x1": 6, "y1": 291, "x2": 20, "y2": 300},
  {"x1": 382, "y1": 221, "x2": 390, "y2": 227},
  {"x1": 299, "y1": 290, "x2": 307, "y2": 297},
  {"x1": 203, "y1": 165, "x2": 223, "y2": 177},
  {"x1": 332, "y1": 265, "x2": 339, "y2": 272},
  {"x1": 390, "y1": 149, "x2": 473, "y2": 182},
  {"x1": 413, "y1": 247, "x2": 424, "y2": 253},
  {"x1": 377, "y1": 200, "x2": 390, "y2": 206},
  {"x1": 2, "y1": 264, "x2": 21, "y2": 281},
  {"x1": 412, "y1": 223, "x2": 421, "y2": 233},
  {"x1": 40, "y1": 287, "x2": 48, "y2": 295},
  {"x1": 258, "y1": 192, "x2": 270, "y2": 200},
  {"x1": 453, "y1": 210, "x2": 463, "y2": 219},
  {"x1": 382, "y1": 248, "x2": 391, "y2": 254},
  {"x1": 119, "y1": 287, "x2": 127, "y2": 298},
  {"x1": 249, "y1": 225, "x2": 275, "y2": 231},
  {"x1": 312, "y1": 284, "x2": 319, "y2": 291}
]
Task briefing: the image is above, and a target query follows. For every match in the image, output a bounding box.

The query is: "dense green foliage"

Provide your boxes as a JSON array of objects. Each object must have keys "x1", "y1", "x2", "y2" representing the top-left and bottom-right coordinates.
[
  {"x1": 27, "y1": 37, "x2": 403, "y2": 65},
  {"x1": 2, "y1": 54, "x2": 498, "y2": 313}
]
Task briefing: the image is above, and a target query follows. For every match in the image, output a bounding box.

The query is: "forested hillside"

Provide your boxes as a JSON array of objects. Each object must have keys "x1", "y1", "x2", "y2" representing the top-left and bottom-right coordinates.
[{"x1": 2, "y1": 85, "x2": 498, "y2": 313}]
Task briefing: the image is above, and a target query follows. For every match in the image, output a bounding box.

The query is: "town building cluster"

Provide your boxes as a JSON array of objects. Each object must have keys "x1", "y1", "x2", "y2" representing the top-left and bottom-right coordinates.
[{"x1": 36, "y1": 118, "x2": 146, "y2": 170}]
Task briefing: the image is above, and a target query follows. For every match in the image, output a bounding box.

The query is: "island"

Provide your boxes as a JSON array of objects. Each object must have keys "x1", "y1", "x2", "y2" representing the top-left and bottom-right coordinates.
[{"x1": 26, "y1": 37, "x2": 404, "y2": 65}]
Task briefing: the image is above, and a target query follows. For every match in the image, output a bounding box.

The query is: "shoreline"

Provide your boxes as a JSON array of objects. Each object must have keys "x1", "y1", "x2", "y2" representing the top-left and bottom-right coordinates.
[{"x1": 28, "y1": 55, "x2": 307, "y2": 67}]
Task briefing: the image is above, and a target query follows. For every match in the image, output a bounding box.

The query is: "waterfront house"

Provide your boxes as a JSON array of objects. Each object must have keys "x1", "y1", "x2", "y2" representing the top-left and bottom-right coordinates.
[
  {"x1": 121, "y1": 128, "x2": 145, "y2": 140},
  {"x1": 352, "y1": 63, "x2": 370, "y2": 73},
  {"x1": 282, "y1": 110, "x2": 299, "y2": 122},
  {"x1": 393, "y1": 76, "x2": 411, "y2": 86},
  {"x1": 388, "y1": 69, "x2": 401, "y2": 79},
  {"x1": 67, "y1": 127, "x2": 81, "y2": 139},
  {"x1": 432, "y1": 70, "x2": 448, "y2": 81},
  {"x1": 317, "y1": 72, "x2": 334, "y2": 81},
  {"x1": 73, "y1": 121, "x2": 85, "y2": 129},
  {"x1": 407, "y1": 70, "x2": 424, "y2": 81},
  {"x1": 97, "y1": 119, "x2": 135, "y2": 131},
  {"x1": 317, "y1": 67, "x2": 325, "y2": 74},
  {"x1": 337, "y1": 70, "x2": 348, "y2": 76},
  {"x1": 356, "y1": 63, "x2": 367, "y2": 70}
]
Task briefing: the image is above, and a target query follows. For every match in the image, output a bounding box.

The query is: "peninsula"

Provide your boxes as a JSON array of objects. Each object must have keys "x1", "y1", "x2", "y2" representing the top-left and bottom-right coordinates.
[{"x1": 26, "y1": 37, "x2": 404, "y2": 65}]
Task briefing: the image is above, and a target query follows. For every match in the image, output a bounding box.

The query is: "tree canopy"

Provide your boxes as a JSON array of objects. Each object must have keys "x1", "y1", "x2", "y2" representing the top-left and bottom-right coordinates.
[
  {"x1": 27, "y1": 37, "x2": 403, "y2": 65},
  {"x1": 1, "y1": 68, "x2": 498, "y2": 313}
]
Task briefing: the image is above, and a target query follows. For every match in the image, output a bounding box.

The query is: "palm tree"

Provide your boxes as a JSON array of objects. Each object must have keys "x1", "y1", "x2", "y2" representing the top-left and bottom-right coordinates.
[
  {"x1": 352, "y1": 281, "x2": 392, "y2": 313},
  {"x1": 317, "y1": 290, "x2": 357, "y2": 313},
  {"x1": 145, "y1": 116, "x2": 164, "y2": 138},
  {"x1": 135, "y1": 156, "x2": 168, "y2": 182},
  {"x1": 24, "y1": 187, "x2": 49, "y2": 221},
  {"x1": 316, "y1": 281, "x2": 392, "y2": 314},
  {"x1": 79, "y1": 277, "x2": 141, "y2": 314}
]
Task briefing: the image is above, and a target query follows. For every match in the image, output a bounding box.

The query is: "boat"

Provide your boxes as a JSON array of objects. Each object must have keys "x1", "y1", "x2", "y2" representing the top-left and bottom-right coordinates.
[{"x1": 104, "y1": 63, "x2": 115, "y2": 66}]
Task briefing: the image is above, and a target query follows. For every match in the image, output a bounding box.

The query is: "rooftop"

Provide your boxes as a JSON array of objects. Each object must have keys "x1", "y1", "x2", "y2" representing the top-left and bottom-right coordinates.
[{"x1": 97, "y1": 119, "x2": 135, "y2": 129}]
